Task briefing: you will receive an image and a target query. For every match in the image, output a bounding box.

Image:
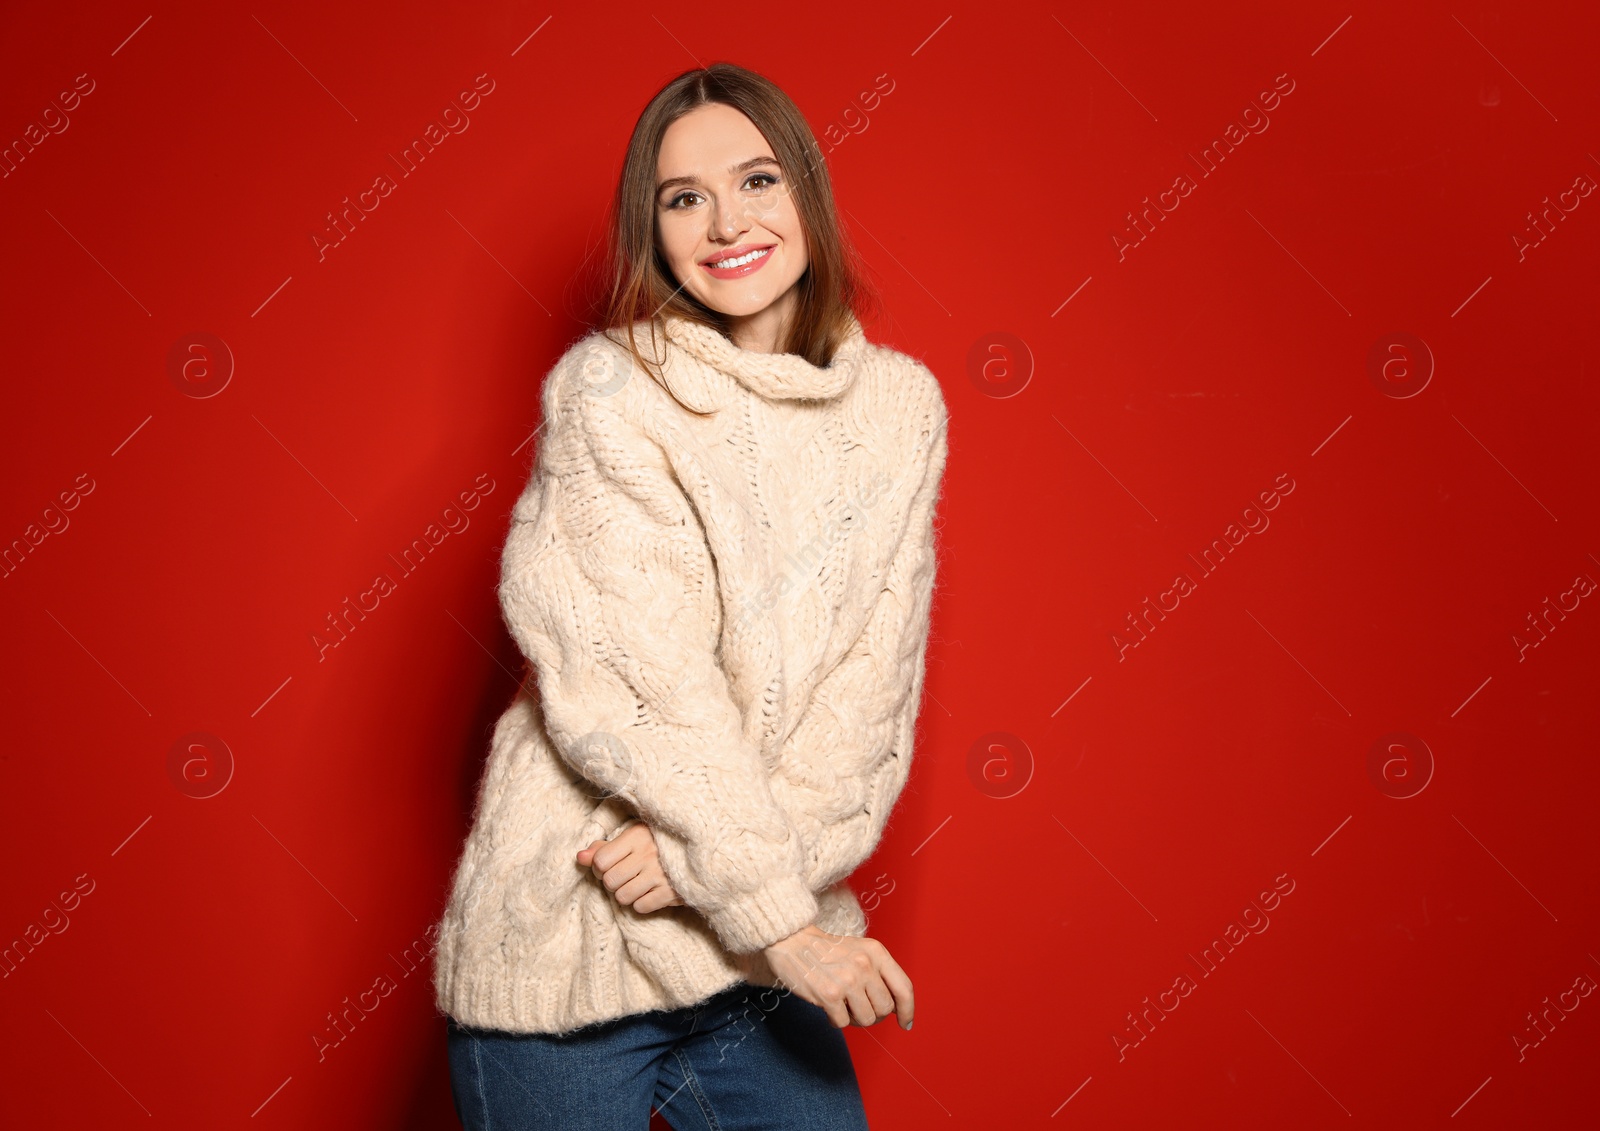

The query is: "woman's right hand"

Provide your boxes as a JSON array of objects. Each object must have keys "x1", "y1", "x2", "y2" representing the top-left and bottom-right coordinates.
[{"x1": 761, "y1": 925, "x2": 914, "y2": 1030}]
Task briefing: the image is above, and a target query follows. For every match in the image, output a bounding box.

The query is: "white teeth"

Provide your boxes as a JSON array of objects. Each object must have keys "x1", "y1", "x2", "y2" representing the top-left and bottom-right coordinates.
[{"x1": 709, "y1": 247, "x2": 769, "y2": 269}]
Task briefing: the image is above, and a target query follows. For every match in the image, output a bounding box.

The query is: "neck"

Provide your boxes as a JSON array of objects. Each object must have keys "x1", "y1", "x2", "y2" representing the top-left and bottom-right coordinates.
[{"x1": 724, "y1": 285, "x2": 799, "y2": 353}]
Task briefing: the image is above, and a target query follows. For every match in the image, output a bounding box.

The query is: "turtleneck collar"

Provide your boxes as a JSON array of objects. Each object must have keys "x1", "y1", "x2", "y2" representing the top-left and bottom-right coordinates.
[{"x1": 658, "y1": 311, "x2": 867, "y2": 410}]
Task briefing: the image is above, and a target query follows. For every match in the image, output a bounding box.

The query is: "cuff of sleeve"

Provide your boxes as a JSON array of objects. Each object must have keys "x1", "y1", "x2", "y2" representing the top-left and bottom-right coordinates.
[{"x1": 704, "y1": 872, "x2": 820, "y2": 955}]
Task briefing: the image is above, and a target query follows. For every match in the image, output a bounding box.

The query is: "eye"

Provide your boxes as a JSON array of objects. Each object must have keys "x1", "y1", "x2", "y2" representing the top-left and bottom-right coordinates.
[
  {"x1": 664, "y1": 190, "x2": 704, "y2": 211},
  {"x1": 746, "y1": 172, "x2": 780, "y2": 191}
]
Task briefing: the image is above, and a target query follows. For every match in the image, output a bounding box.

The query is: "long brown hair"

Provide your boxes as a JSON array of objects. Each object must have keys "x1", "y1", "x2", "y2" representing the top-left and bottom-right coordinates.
[{"x1": 591, "y1": 62, "x2": 880, "y2": 414}]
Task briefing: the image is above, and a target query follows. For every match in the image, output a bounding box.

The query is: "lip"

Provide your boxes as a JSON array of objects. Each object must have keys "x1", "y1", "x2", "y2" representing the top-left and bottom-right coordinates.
[{"x1": 700, "y1": 243, "x2": 775, "y2": 279}]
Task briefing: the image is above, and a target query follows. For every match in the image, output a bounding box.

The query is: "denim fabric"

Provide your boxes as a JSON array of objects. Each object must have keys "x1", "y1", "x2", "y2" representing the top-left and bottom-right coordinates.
[{"x1": 446, "y1": 980, "x2": 870, "y2": 1130}]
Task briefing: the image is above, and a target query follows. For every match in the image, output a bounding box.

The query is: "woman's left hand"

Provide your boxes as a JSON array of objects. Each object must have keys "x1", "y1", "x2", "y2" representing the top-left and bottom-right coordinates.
[{"x1": 577, "y1": 821, "x2": 686, "y2": 913}]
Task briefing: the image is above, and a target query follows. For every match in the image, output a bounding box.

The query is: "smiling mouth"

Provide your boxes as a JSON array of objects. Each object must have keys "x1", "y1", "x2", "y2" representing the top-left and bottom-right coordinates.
[{"x1": 704, "y1": 247, "x2": 772, "y2": 269}]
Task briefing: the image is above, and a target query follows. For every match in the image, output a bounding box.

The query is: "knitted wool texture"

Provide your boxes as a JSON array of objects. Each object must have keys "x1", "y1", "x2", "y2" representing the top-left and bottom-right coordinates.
[{"x1": 431, "y1": 311, "x2": 950, "y2": 1036}]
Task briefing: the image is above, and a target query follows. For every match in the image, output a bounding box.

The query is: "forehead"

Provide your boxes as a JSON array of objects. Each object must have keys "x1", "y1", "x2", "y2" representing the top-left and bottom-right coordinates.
[{"x1": 657, "y1": 103, "x2": 773, "y2": 179}]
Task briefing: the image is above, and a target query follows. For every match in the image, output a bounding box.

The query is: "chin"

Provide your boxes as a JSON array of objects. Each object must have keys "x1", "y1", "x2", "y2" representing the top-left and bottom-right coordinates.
[{"x1": 697, "y1": 289, "x2": 784, "y2": 318}]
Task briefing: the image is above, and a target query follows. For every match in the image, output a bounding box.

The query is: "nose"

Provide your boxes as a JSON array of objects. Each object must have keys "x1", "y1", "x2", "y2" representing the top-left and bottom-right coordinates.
[{"x1": 711, "y1": 193, "x2": 750, "y2": 240}]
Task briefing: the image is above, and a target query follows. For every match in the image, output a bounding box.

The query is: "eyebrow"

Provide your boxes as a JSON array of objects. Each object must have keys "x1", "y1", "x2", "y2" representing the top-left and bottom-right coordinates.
[{"x1": 656, "y1": 155, "x2": 781, "y2": 198}]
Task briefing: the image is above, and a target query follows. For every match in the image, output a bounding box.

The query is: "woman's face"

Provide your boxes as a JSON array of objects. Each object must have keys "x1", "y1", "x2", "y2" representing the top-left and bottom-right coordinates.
[{"x1": 654, "y1": 103, "x2": 809, "y2": 325}]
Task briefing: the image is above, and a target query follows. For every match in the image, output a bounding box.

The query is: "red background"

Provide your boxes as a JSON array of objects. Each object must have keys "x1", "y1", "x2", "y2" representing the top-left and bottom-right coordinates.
[{"x1": 3, "y1": 1, "x2": 1598, "y2": 1127}]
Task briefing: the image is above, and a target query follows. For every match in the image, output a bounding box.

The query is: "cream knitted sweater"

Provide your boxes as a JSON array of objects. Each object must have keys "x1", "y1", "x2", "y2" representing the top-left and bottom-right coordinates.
[{"x1": 431, "y1": 311, "x2": 949, "y2": 1036}]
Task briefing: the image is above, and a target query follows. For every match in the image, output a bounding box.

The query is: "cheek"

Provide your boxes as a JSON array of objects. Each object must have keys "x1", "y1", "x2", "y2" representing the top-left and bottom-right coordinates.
[
  {"x1": 772, "y1": 204, "x2": 806, "y2": 259},
  {"x1": 656, "y1": 218, "x2": 693, "y2": 267},
  {"x1": 772, "y1": 198, "x2": 804, "y2": 239},
  {"x1": 780, "y1": 223, "x2": 808, "y2": 273}
]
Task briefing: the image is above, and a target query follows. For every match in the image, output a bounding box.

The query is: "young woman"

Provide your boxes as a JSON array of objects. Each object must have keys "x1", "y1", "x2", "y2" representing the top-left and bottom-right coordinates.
[{"x1": 433, "y1": 61, "x2": 950, "y2": 1130}]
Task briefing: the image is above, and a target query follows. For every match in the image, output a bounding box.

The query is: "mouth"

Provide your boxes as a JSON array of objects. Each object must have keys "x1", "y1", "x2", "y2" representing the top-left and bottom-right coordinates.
[{"x1": 700, "y1": 244, "x2": 775, "y2": 279}]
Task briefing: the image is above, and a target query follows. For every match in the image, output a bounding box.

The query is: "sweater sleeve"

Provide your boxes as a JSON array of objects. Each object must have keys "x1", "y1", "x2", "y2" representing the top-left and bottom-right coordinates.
[
  {"x1": 499, "y1": 344, "x2": 818, "y2": 955},
  {"x1": 768, "y1": 377, "x2": 950, "y2": 892}
]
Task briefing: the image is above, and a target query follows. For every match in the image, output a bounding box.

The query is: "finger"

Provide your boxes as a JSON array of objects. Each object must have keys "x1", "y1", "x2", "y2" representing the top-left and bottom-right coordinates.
[
  {"x1": 633, "y1": 883, "x2": 673, "y2": 913},
  {"x1": 576, "y1": 838, "x2": 605, "y2": 864},
  {"x1": 591, "y1": 837, "x2": 631, "y2": 873},
  {"x1": 795, "y1": 966, "x2": 850, "y2": 1029},
  {"x1": 644, "y1": 877, "x2": 685, "y2": 911},
  {"x1": 620, "y1": 823, "x2": 660, "y2": 862},
  {"x1": 612, "y1": 871, "x2": 655, "y2": 905},
  {"x1": 818, "y1": 986, "x2": 851, "y2": 1029},
  {"x1": 863, "y1": 977, "x2": 895, "y2": 1025},
  {"x1": 843, "y1": 986, "x2": 878, "y2": 1027},
  {"x1": 600, "y1": 854, "x2": 644, "y2": 893},
  {"x1": 876, "y1": 951, "x2": 915, "y2": 1029}
]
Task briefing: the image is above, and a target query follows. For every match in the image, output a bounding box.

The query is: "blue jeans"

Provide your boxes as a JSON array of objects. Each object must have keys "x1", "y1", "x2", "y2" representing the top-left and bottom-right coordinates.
[{"x1": 445, "y1": 980, "x2": 871, "y2": 1130}]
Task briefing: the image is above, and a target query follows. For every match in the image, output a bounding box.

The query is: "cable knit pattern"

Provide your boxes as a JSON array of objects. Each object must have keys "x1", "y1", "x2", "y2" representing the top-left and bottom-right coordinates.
[{"x1": 432, "y1": 311, "x2": 949, "y2": 1036}]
